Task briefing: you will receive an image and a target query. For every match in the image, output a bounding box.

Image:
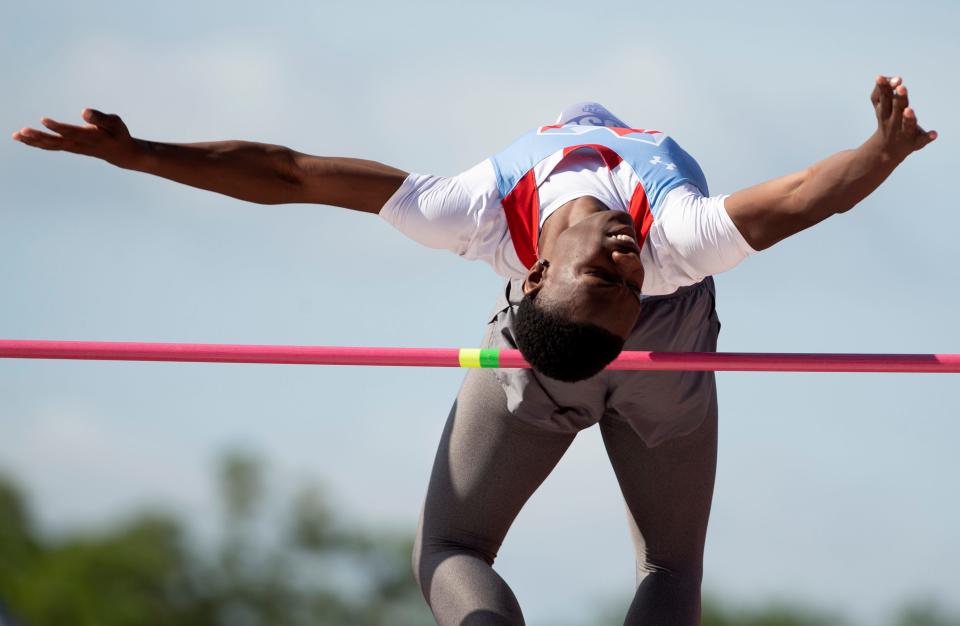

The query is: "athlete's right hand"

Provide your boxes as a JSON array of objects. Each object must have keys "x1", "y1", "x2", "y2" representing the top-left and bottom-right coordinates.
[
  {"x1": 12, "y1": 109, "x2": 141, "y2": 168},
  {"x1": 870, "y1": 75, "x2": 937, "y2": 162}
]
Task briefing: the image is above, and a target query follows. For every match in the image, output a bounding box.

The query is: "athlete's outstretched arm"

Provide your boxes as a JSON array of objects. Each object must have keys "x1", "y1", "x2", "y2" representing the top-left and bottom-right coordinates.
[
  {"x1": 11, "y1": 109, "x2": 407, "y2": 214},
  {"x1": 724, "y1": 76, "x2": 938, "y2": 251}
]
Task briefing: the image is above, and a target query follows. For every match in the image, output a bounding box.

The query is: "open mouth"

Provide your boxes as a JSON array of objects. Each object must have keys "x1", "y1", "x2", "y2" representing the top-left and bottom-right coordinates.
[{"x1": 606, "y1": 228, "x2": 641, "y2": 253}]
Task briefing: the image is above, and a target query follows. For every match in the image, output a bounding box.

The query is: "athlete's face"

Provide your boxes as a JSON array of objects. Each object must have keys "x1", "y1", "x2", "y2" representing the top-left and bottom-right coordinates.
[{"x1": 523, "y1": 210, "x2": 645, "y2": 339}]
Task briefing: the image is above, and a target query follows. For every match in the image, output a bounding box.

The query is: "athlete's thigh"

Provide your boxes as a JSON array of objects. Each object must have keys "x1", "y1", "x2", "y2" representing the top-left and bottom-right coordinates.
[
  {"x1": 417, "y1": 368, "x2": 576, "y2": 563},
  {"x1": 599, "y1": 391, "x2": 718, "y2": 573}
]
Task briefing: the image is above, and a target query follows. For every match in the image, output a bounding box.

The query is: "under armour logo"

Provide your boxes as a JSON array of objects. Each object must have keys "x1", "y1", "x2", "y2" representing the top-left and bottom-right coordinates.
[{"x1": 650, "y1": 155, "x2": 676, "y2": 170}]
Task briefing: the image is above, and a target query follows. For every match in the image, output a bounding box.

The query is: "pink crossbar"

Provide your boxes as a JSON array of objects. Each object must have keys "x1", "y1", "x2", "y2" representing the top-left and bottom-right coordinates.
[{"x1": 1, "y1": 340, "x2": 959, "y2": 373}]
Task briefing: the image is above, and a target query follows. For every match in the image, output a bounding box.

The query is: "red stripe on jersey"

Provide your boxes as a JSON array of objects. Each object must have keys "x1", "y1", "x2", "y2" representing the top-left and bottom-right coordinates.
[
  {"x1": 628, "y1": 184, "x2": 653, "y2": 243},
  {"x1": 503, "y1": 144, "x2": 653, "y2": 269},
  {"x1": 501, "y1": 169, "x2": 541, "y2": 269}
]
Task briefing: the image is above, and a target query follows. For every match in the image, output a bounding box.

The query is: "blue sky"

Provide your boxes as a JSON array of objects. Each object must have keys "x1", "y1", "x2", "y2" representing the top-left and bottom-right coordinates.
[{"x1": 2, "y1": 1, "x2": 958, "y2": 624}]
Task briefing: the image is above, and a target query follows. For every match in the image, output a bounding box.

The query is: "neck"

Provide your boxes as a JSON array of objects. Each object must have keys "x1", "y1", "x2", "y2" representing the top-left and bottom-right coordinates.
[{"x1": 538, "y1": 196, "x2": 608, "y2": 258}]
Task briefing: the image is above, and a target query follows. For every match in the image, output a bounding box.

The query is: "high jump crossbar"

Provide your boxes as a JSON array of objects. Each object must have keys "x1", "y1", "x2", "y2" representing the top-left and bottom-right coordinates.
[{"x1": 1, "y1": 340, "x2": 959, "y2": 373}]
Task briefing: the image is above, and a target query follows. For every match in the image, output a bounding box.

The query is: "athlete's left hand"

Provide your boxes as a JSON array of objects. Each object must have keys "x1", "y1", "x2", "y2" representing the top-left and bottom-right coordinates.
[
  {"x1": 870, "y1": 75, "x2": 937, "y2": 162},
  {"x1": 12, "y1": 109, "x2": 141, "y2": 168}
]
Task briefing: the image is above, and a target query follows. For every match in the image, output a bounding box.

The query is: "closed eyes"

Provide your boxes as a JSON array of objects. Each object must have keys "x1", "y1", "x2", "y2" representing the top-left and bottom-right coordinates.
[{"x1": 588, "y1": 269, "x2": 642, "y2": 300}]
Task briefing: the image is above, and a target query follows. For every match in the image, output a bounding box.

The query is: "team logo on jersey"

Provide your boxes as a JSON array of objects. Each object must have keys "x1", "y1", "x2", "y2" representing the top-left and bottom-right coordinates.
[{"x1": 537, "y1": 124, "x2": 667, "y2": 146}]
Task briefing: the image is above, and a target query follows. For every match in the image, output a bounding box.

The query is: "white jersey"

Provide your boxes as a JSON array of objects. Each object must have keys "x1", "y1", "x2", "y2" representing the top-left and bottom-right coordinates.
[{"x1": 379, "y1": 103, "x2": 756, "y2": 296}]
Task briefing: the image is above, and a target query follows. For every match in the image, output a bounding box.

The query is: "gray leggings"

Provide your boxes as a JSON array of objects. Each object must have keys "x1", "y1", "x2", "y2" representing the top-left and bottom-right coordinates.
[{"x1": 412, "y1": 368, "x2": 718, "y2": 626}]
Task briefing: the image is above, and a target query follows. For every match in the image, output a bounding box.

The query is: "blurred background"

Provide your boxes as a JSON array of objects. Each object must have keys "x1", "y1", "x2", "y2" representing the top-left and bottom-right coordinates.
[{"x1": 1, "y1": 1, "x2": 958, "y2": 624}]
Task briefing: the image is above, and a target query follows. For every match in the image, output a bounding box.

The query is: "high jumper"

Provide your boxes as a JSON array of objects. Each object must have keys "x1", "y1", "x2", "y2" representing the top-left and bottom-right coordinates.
[{"x1": 12, "y1": 75, "x2": 938, "y2": 625}]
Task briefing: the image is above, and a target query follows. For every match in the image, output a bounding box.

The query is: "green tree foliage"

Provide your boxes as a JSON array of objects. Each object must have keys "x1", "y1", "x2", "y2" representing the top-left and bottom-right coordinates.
[
  {"x1": 0, "y1": 479, "x2": 37, "y2": 586},
  {"x1": 590, "y1": 595, "x2": 846, "y2": 626},
  {"x1": 892, "y1": 600, "x2": 960, "y2": 626},
  {"x1": 0, "y1": 451, "x2": 431, "y2": 626},
  {"x1": 700, "y1": 598, "x2": 846, "y2": 626},
  {"x1": 1, "y1": 456, "x2": 958, "y2": 626},
  {"x1": 1, "y1": 507, "x2": 196, "y2": 626}
]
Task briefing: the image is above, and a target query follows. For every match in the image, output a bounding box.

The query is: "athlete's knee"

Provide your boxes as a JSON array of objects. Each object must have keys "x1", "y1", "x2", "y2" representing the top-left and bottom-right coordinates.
[
  {"x1": 418, "y1": 533, "x2": 498, "y2": 566},
  {"x1": 413, "y1": 530, "x2": 499, "y2": 593},
  {"x1": 638, "y1": 557, "x2": 704, "y2": 591},
  {"x1": 626, "y1": 564, "x2": 703, "y2": 626}
]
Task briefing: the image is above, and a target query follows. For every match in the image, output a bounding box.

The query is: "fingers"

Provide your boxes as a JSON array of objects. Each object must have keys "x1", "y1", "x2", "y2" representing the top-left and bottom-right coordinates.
[
  {"x1": 41, "y1": 117, "x2": 86, "y2": 138},
  {"x1": 12, "y1": 108, "x2": 127, "y2": 156},
  {"x1": 873, "y1": 75, "x2": 908, "y2": 123},
  {"x1": 874, "y1": 75, "x2": 895, "y2": 120},
  {"x1": 901, "y1": 108, "x2": 937, "y2": 149},
  {"x1": 870, "y1": 77, "x2": 881, "y2": 109},
  {"x1": 891, "y1": 83, "x2": 909, "y2": 128},
  {"x1": 13, "y1": 116, "x2": 89, "y2": 151},
  {"x1": 82, "y1": 108, "x2": 124, "y2": 136},
  {"x1": 902, "y1": 106, "x2": 918, "y2": 136},
  {"x1": 914, "y1": 129, "x2": 938, "y2": 151},
  {"x1": 873, "y1": 75, "x2": 937, "y2": 149},
  {"x1": 83, "y1": 108, "x2": 105, "y2": 126},
  {"x1": 12, "y1": 127, "x2": 67, "y2": 151}
]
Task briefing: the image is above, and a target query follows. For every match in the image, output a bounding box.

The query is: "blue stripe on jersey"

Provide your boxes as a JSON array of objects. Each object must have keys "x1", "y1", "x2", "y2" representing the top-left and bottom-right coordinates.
[{"x1": 489, "y1": 125, "x2": 708, "y2": 218}]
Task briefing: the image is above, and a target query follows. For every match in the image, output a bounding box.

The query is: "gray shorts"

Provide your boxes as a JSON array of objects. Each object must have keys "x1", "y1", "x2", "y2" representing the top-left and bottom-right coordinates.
[{"x1": 483, "y1": 277, "x2": 720, "y2": 447}]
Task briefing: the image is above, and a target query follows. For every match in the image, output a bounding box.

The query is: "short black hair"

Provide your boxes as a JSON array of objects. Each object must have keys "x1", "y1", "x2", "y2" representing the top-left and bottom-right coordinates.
[{"x1": 514, "y1": 291, "x2": 624, "y2": 382}]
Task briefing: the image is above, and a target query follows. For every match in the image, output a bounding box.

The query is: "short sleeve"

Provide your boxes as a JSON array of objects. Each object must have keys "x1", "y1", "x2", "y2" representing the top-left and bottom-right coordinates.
[
  {"x1": 643, "y1": 184, "x2": 756, "y2": 293},
  {"x1": 379, "y1": 160, "x2": 527, "y2": 278}
]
